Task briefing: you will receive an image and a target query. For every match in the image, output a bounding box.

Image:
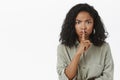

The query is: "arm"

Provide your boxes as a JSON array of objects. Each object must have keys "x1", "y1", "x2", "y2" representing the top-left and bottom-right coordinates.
[
  {"x1": 57, "y1": 44, "x2": 77, "y2": 80},
  {"x1": 57, "y1": 42, "x2": 91, "y2": 80},
  {"x1": 57, "y1": 44, "x2": 83, "y2": 80},
  {"x1": 65, "y1": 48, "x2": 83, "y2": 80}
]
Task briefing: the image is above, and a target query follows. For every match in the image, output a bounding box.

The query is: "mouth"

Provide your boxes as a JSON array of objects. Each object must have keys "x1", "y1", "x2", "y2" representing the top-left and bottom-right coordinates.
[
  {"x1": 79, "y1": 31, "x2": 87, "y2": 35},
  {"x1": 80, "y1": 33, "x2": 87, "y2": 36},
  {"x1": 79, "y1": 31, "x2": 88, "y2": 38}
]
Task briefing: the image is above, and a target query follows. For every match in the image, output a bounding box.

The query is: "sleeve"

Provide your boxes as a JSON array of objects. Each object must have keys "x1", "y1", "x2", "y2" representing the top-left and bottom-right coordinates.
[
  {"x1": 94, "y1": 43, "x2": 114, "y2": 80},
  {"x1": 56, "y1": 44, "x2": 77, "y2": 80}
]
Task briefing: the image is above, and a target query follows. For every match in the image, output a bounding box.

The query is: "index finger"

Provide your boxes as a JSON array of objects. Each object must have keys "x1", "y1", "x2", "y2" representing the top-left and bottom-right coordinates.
[{"x1": 82, "y1": 30, "x2": 85, "y2": 41}]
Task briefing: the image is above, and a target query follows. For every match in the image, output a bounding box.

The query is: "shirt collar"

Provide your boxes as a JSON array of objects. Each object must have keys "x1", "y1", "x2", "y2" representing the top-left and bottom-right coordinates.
[{"x1": 75, "y1": 40, "x2": 80, "y2": 46}]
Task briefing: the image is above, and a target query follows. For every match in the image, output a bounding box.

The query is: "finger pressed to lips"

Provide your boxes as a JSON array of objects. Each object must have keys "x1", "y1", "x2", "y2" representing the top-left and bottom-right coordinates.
[{"x1": 79, "y1": 31, "x2": 87, "y2": 36}]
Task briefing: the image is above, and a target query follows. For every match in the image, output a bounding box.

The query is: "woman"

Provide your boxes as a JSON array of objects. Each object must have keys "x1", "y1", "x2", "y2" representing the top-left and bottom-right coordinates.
[{"x1": 57, "y1": 3, "x2": 114, "y2": 80}]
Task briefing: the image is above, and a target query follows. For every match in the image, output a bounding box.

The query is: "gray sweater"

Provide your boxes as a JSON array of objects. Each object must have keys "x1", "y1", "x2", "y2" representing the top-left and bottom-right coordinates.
[{"x1": 57, "y1": 42, "x2": 114, "y2": 80}]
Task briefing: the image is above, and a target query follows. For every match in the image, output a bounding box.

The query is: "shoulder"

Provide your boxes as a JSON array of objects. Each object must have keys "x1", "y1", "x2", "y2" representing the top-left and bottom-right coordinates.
[
  {"x1": 100, "y1": 42, "x2": 112, "y2": 55},
  {"x1": 101, "y1": 42, "x2": 111, "y2": 49},
  {"x1": 57, "y1": 43, "x2": 68, "y2": 58},
  {"x1": 57, "y1": 43, "x2": 73, "y2": 49},
  {"x1": 57, "y1": 43, "x2": 67, "y2": 53},
  {"x1": 57, "y1": 43, "x2": 65, "y2": 49},
  {"x1": 92, "y1": 42, "x2": 111, "y2": 53},
  {"x1": 93, "y1": 42, "x2": 110, "y2": 49}
]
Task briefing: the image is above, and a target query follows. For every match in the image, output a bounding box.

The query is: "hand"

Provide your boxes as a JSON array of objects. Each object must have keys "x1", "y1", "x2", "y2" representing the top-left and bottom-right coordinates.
[{"x1": 76, "y1": 30, "x2": 91, "y2": 55}]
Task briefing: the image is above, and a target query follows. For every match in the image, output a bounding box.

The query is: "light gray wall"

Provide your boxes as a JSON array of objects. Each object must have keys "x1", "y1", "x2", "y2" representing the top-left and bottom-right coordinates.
[{"x1": 0, "y1": 0, "x2": 119, "y2": 80}]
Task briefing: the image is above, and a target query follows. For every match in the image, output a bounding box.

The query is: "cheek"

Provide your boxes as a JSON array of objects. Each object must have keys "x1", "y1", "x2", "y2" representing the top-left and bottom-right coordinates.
[
  {"x1": 75, "y1": 26, "x2": 80, "y2": 33},
  {"x1": 88, "y1": 27, "x2": 93, "y2": 34},
  {"x1": 89, "y1": 29, "x2": 93, "y2": 34}
]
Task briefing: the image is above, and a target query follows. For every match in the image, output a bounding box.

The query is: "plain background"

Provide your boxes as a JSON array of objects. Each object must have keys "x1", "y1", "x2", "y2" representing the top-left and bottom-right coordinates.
[{"x1": 0, "y1": 0, "x2": 119, "y2": 80}]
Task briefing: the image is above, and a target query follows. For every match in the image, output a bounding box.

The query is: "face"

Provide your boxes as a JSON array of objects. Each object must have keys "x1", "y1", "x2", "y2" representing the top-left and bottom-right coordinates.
[{"x1": 75, "y1": 11, "x2": 94, "y2": 40}]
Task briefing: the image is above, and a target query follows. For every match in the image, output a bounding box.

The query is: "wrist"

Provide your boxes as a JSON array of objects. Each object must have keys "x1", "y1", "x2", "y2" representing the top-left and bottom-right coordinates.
[{"x1": 76, "y1": 50, "x2": 83, "y2": 56}]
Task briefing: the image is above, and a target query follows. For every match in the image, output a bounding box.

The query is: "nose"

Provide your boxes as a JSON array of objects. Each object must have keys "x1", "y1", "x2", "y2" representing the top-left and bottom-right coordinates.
[{"x1": 80, "y1": 22, "x2": 86, "y2": 30}]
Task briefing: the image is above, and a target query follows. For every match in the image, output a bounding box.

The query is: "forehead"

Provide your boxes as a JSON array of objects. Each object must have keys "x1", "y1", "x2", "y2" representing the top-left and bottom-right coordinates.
[{"x1": 76, "y1": 11, "x2": 93, "y2": 20}]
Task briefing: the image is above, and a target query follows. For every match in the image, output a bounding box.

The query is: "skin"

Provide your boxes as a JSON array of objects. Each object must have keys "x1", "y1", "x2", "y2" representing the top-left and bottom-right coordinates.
[{"x1": 65, "y1": 11, "x2": 94, "y2": 80}]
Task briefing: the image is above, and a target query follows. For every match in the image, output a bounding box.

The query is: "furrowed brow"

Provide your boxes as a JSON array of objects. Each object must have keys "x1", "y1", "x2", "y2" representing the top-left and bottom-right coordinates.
[
  {"x1": 85, "y1": 19, "x2": 93, "y2": 21},
  {"x1": 76, "y1": 19, "x2": 81, "y2": 21}
]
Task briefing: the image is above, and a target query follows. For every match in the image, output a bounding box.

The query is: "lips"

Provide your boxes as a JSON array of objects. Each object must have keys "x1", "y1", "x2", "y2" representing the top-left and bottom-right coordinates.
[{"x1": 79, "y1": 31, "x2": 87, "y2": 35}]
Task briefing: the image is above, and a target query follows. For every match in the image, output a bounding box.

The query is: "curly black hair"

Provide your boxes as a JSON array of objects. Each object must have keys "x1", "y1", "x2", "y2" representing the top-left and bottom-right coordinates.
[{"x1": 59, "y1": 3, "x2": 108, "y2": 48}]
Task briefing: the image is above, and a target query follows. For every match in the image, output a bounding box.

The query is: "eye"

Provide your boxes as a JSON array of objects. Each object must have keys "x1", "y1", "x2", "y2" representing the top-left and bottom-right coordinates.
[
  {"x1": 86, "y1": 21, "x2": 92, "y2": 24},
  {"x1": 75, "y1": 21, "x2": 81, "y2": 24}
]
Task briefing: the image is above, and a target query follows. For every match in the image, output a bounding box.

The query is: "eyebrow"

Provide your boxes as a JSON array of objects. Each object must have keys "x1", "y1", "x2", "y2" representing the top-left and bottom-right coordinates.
[{"x1": 76, "y1": 19, "x2": 93, "y2": 21}]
